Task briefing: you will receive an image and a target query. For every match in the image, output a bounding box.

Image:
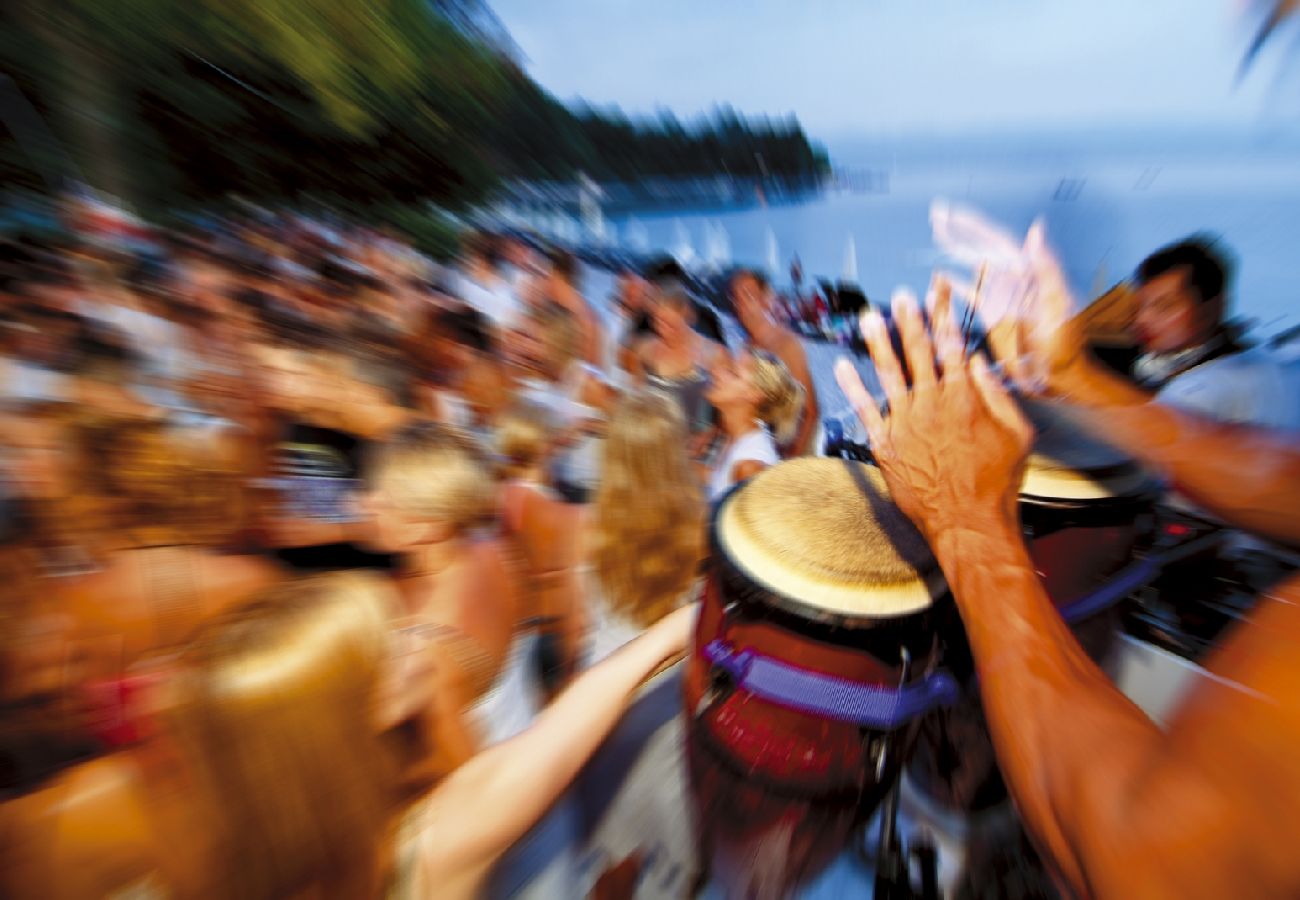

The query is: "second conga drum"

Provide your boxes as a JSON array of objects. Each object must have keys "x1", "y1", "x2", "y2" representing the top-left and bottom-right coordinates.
[
  {"x1": 908, "y1": 402, "x2": 1160, "y2": 814},
  {"x1": 684, "y1": 458, "x2": 954, "y2": 900}
]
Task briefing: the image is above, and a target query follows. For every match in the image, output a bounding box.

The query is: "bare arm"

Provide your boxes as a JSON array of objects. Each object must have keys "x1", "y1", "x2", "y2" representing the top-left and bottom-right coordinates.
[
  {"x1": 782, "y1": 337, "x2": 820, "y2": 457},
  {"x1": 840, "y1": 286, "x2": 1300, "y2": 897},
  {"x1": 933, "y1": 500, "x2": 1300, "y2": 899},
  {"x1": 415, "y1": 605, "x2": 694, "y2": 878},
  {"x1": 1045, "y1": 357, "x2": 1300, "y2": 547}
]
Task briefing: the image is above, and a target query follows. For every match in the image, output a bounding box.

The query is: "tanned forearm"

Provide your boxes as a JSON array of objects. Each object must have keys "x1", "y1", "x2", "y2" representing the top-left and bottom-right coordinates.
[
  {"x1": 1057, "y1": 358, "x2": 1300, "y2": 547},
  {"x1": 933, "y1": 513, "x2": 1165, "y2": 896},
  {"x1": 420, "y1": 620, "x2": 681, "y2": 870}
]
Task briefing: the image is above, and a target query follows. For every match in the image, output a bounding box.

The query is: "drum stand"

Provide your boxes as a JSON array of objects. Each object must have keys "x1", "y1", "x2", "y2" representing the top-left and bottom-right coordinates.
[{"x1": 862, "y1": 653, "x2": 942, "y2": 900}]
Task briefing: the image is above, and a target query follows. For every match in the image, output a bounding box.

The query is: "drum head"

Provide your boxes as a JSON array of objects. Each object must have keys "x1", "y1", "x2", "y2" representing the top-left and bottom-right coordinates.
[
  {"x1": 1020, "y1": 400, "x2": 1159, "y2": 503},
  {"x1": 714, "y1": 458, "x2": 944, "y2": 622}
]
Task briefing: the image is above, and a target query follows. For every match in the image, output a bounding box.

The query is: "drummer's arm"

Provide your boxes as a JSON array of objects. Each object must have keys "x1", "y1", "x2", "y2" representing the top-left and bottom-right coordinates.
[
  {"x1": 941, "y1": 521, "x2": 1300, "y2": 898},
  {"x1": 1053, "y1": 358, "x2": 1300, "y2": 547}
]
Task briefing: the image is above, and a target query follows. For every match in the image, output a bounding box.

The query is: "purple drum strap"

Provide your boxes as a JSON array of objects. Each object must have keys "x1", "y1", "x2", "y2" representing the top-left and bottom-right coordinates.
[
  {"x1": 1058, "y1": 533, "x2": 1219, "y2": 624},
  {"x1": 702, "y1": 640, "x2": 960, "y2": 729}
]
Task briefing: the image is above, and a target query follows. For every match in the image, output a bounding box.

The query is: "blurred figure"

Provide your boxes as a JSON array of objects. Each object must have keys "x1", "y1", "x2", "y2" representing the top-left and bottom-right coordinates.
[
  {"x1": 151, "y1": 570, "x2": 691, "y2": 900},
  {"x1": 705, "y1": 349, "x2": 805, "y2": 500},
  {"x1": 61, "y1": 417, "x2": 283, "y2": 686},
  {"x1": 517, "y1": 303, "x2": 613, "y2": 503},
  {"x1": 456, "y1": 232, "x2": 521, "y2": 333},
  {"x1": 635, "y1": 288, "x2": 726, "y2": 439},
  {"x1": 607, "y1": 268, "x2": 653, "y2": 384},
  {"x1": 586, "y1": 390, "x2": 704, "y2": 659},
  {"x1": 1133, "y1": 237, "x2": 1300, "y2": 430},
  {"x1": 731, "y1": 269, "x2": 821, "y2": 456},
  {"x1": 497, "y1": 400, "x2": 587, "y2": 699},
  {"x1": 535, "y1": 249, "x2": 605, "y2": 368},
  {"x1": 366, "y1": 420, "x2": 529, "y2": 748}
]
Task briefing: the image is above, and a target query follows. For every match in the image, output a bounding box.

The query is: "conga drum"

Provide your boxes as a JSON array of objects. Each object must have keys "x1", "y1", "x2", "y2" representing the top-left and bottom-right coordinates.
[
  {"x1": 909, "y1": 401, "x2": 1160, "y2": 814},
  {"x1": 684, "y1": 458, "x2": 955, "y2": 900}
]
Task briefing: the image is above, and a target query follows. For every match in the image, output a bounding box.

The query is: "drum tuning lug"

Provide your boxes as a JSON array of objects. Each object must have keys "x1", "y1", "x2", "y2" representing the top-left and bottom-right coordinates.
[{"x1": 874, "y1": 737, "x2": 890, "y2": 781}]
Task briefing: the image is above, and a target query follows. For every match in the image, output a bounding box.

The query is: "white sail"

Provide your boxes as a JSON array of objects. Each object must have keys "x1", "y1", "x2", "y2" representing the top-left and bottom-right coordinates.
[
  {"x1": 764, "y1": 227, "x2": 779, "y2": 276},
  {"x1": 713, "y1": 221, "x2": 732, "y2": 269},
  {"x1": 624, "y1": 218, "x2": 650, "y2": 253},
  {"x1": 842, "y1": 234, "x2": 859, "y2": 283},
  {"x1": 671, "y1": 219, "x2": 695, "y2": 266}
]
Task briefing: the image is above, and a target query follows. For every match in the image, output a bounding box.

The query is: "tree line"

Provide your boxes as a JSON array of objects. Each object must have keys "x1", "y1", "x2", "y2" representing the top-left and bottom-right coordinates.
[{"x1": 1, "y1": 0, "x2": 828, "y2": 238}]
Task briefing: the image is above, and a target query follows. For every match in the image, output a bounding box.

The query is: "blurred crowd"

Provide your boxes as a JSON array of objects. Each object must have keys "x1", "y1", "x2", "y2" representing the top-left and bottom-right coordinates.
[{"x1": 0, "y1": 194, "x2": 813, "y2": 898}]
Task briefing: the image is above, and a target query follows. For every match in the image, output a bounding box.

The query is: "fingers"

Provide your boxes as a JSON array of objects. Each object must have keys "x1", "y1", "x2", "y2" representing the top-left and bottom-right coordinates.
[
  {"x1": 859, "y1": 307, "x2": 907, "y2": 413},
  {"x1": 891, "y1": 288, "x2": 936, "y2": 395},
  {"x1": 985, "y1": 318, "x2": 1027, "y2": 387},
  {"x1": 970, "y1": 354, "x2": 1033, "y2": 444},
  {"x1": 925, "y1": 277, "x2": 965, "y2": 378},
  {"x1": 835, "y1": 357, "x2": 885, "y2": 447},
  {"x1": 931, "y1": 200, "x2": 1025, "y2": 268}
]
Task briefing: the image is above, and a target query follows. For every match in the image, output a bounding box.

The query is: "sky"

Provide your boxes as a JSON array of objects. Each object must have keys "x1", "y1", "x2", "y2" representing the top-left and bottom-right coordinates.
[{"x1": 490, "y1": 0, "x2": 1300, "y2": 152}]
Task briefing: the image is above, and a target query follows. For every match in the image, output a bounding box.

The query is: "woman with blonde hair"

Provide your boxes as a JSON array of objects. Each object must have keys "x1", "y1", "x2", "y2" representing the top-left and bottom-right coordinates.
[
  {"x1": 365, "y1": 420, "x2": 533, "y2": 747},
  {"x1": 53, "y1": 571, "x2": 695, "y2": 900},
  {"x1": 587, "y1": 390, "x2": 705, "y2": 660},
  {"x1": 704, "y1": 348, "x2": 805, "y2": 501},
  {"x1": 495, "y1": 398, "x2": 587, "y2": 700},
  {"x1": 59, "y1": 416, "x2": 283, "y2": 686}
]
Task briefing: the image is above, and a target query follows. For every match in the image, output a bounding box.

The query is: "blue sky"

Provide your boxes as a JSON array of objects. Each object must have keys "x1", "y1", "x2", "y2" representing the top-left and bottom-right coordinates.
[{"x1": 491, "y1": 0, "x2": 1298, "y2": 147}]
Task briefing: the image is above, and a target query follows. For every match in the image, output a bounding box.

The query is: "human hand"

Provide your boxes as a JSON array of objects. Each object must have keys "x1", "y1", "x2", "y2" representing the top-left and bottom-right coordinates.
[
  {"x1": 835, "y1": 281, "x2": 1033, "y2": 543},
  {"x1": 930, "y1": 202, "x2": 1089, "y2": 399}
]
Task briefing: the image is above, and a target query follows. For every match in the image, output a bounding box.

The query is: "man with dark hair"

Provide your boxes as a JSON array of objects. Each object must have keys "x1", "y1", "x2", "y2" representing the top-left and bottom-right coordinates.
[
  {"x1": 730, "y1": 268, "x2": 821, "y2": 456},
  {"x1": 1132, "y1": 236, "x2": 1236, "y2": 388},
  {"x1": 1132, "y1": 236, "x2": 1299, "y2": 431}
]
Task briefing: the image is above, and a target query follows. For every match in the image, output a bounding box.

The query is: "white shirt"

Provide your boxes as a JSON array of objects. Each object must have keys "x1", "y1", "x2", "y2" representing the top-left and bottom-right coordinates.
[
  {"x1": 709, "y1": 427, "x2": 779, "y2": 500},
  {"x1": 1158, "y1": 347, "x2": 1300, "y2": 434},
  {"x1": 458, "y1": 272, "x2": 522, "y2": 332}
]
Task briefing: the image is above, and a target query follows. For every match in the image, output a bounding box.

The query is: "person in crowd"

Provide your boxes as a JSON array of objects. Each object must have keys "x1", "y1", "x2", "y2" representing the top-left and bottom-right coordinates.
[
  {"x1": 496, "y1": 399, "x2": 587, "y2": 699},
  {"x1": 1130, "y1": 237, "x2": 1300, "y2": 430},
  {"x1": 607, "y1": 268, "x2": 653, "y2": 384},
  {"x1": 517, "y1": 303, "x2": 613, "y2": 502},
  {"x1": 635, "y1": 287, "x2": 727, "y2": 441},
  {"x1": 705, "y1": 348, "x2": 805, "y2": 500},
  {"x1": 585, "y1": 390, "x2": 705, "y2": 661},
  {"x1": 731, "y1": 268, "x2": 821, "y2": 456},
  {"x1": 1, "y1": 568, "x2": 694, "y2": 899},
  {"x1": 456, "y1": 232, "x2": 521, "y2": 334},
  {"x1": 532, "y1": 248, "x2": 606, "y2": 368},
  {"x1": 59, "y1": 416, "x2": 284, "y2": 689},
  {"x1": 836, "y1": 212, "x2": 1300, "y2": 899},
  {"x1": 365, "y1": 420, "x2": 532, "y2": 749}
]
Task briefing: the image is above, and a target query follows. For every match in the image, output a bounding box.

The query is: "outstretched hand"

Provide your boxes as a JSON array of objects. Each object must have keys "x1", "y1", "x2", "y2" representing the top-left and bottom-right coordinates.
[
  {"x1": 930, "y1": 204, "x2": 1097, "y2": 400},
  {"x1": 835, "y1": 280, "x2": 1033, "y2": 544}
]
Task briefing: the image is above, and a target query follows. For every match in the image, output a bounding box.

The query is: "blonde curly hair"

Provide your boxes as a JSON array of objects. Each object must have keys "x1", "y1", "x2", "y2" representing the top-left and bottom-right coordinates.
[
  {"x1": 591, "y1": 391, "x2": 704, "y2": 627},
  {"x1": 368, "y1": 421, "x2": 497, "y2": 535},
  {"x1": 749, "y1": 350, "x2": 805, "y2": 448}
]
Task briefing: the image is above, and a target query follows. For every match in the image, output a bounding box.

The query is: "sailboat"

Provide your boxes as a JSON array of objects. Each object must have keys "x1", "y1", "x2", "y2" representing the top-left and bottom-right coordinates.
[
  {"x1": 671, "y1": 219, "x2": 695, "y2": 266},
  {"x1": 624, "y1": 218, "x2": 650, "y2": 254},
  {"x1": 841, "y1": 234, "x2": 859, "y2": 284},
  {"x1": 704, "y1": 220, "x2": 732, "y2": 271},
  {"x1": 764, "y1": 228, "x2": 779, "y2": 278}
]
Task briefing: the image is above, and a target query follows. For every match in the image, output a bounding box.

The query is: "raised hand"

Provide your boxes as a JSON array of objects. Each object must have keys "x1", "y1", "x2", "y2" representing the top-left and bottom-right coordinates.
[
  {"x1": 930, "y1": 203, "x2": 1089, "y2": 399},
  {"x1": 835, "y1": 280, "x2": 1033, "y2": 543}
]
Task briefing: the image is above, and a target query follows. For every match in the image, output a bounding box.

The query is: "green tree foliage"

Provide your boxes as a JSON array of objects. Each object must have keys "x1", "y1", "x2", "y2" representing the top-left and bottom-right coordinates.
[{"x1": 1, "y1": 0, "x2": 827, "y2": 225}]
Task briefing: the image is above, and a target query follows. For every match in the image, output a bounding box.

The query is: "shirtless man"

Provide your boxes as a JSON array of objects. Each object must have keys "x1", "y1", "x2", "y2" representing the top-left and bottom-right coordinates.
[
  {"x1": 731, "y1": 269, "x2": 820, "y2": 456},
  {"x1": 835, "y1": 216, "x2": 1300, "y2": 898}
]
